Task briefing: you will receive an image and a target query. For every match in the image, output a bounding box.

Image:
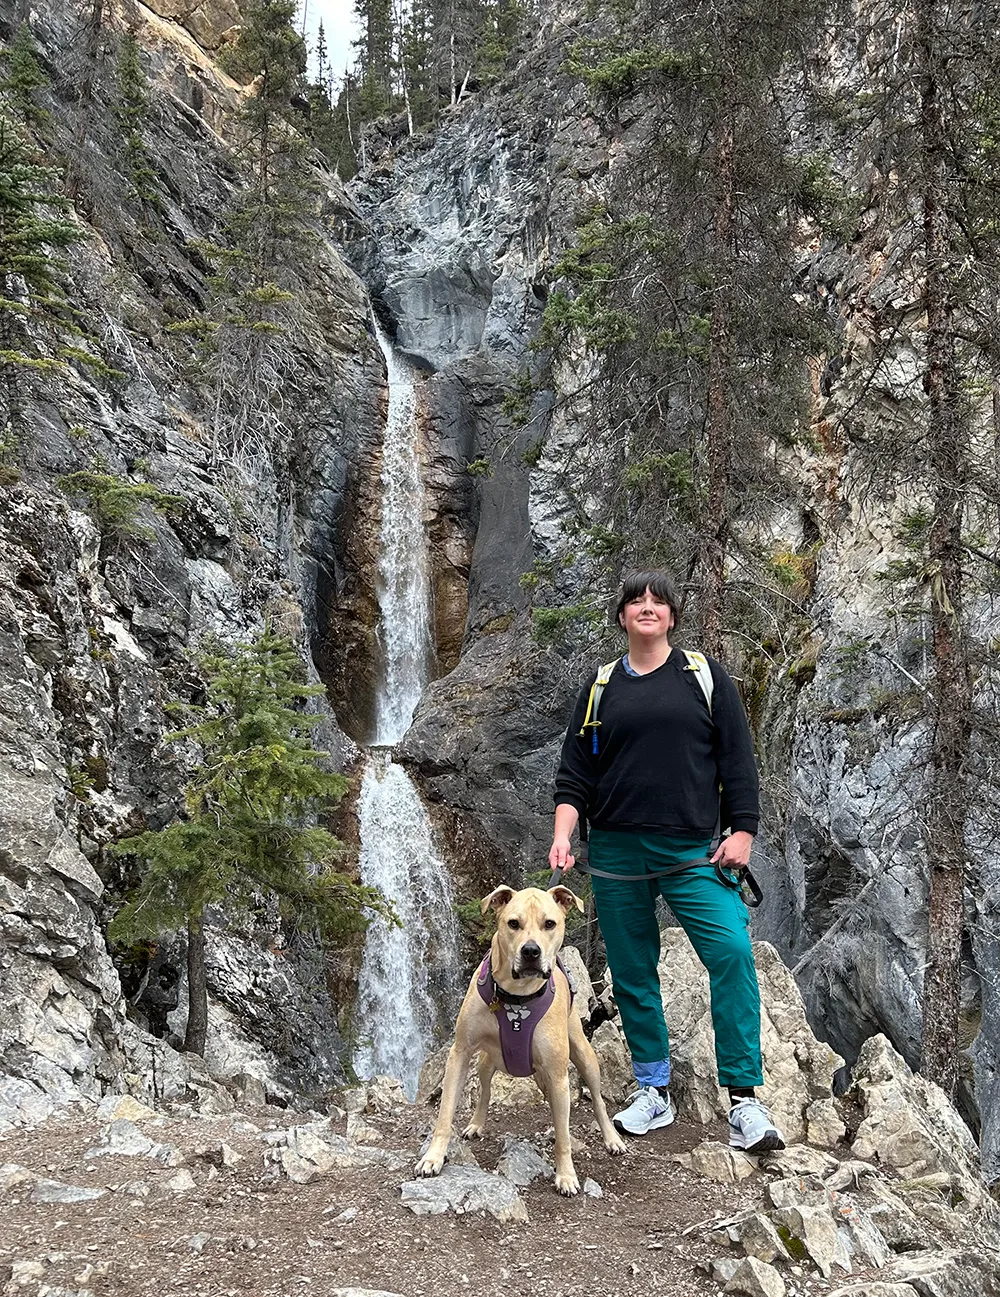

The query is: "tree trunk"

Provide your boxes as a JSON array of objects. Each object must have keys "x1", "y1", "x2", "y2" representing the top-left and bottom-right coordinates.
[
  {"x1": 66, "y1": 0, "x2": 104, "y2": 205},
  {"x1": 915, "y1": 0, "x2": 971, "y2": 1096},
  {"x1": 184, "y1": 912, "x2": 208, "y2": 1056},
  {"x1": 701, "y1": 107, "x2": 735, "y2": 660}
]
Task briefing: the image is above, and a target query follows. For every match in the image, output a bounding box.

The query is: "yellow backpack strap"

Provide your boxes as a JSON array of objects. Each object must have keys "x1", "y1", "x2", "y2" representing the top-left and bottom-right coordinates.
[
  {"x1": 682, "y1": 650, "x2": 714, "y2": 715},
  {"x1": 577, "y1": 660, "x2": 619, "y2": 745}
]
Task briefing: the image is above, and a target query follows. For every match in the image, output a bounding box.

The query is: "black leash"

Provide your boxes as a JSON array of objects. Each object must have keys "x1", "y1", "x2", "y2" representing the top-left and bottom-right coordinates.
[{"x1": 548, "y1": 858, "x2": 763, "y2": 907}]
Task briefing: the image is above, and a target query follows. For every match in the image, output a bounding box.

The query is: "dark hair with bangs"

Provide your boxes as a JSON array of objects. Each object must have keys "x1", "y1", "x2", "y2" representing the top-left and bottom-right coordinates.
[{"x1": 614, "y1": 569, "x2": 681, "y2": 631}]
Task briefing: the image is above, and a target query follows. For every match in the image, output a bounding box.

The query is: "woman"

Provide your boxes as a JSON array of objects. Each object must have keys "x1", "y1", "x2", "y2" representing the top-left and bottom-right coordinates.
[{"x1": 549, "y1": 569, "x2": 784, "y2": 1152}]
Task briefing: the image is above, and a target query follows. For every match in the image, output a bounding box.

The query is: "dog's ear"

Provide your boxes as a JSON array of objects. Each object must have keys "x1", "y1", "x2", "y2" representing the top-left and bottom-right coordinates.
[
  {"x1": 481, "y1": 885, "x2": 516, "y2": 915},
  {"x1": 549, "y1": 885, "x2": 585, "y2": 914}
]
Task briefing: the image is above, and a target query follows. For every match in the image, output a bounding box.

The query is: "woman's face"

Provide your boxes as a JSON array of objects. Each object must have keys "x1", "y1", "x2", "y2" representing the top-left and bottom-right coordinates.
[{"x1": 619, "y1": 586, "x2": 674, "y2": 642}]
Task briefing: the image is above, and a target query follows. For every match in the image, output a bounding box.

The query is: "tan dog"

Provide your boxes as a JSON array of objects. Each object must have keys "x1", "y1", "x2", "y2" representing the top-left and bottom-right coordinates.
[{"x1": 415, "y1": 884, "x2": 626, "y2": 1195}]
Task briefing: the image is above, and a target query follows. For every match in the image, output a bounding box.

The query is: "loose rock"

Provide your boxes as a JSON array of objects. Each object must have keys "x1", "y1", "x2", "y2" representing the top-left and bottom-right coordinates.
[
  {"x1": 771, "y1": 1204, "x2": 852, "y2": 1279},
  {"x1": 30, "y1": 1179, "x2": 106, "y2": 1204},
  {"x1": 677, "y1": 1141, "x2": 757, "y2": 1183},
  {"x1": 495, "y1": 1136, "x2": 554, "y2": 1187},
  {"x1": 399, "y1": 1165, "x2": 528, "y2": 1224},
  {"x1": 724, "y1": 1255, "x2": 787, "y2": 1297}
]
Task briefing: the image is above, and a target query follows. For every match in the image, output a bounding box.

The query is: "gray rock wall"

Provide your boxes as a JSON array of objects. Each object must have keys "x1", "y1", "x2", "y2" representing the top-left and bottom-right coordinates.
[
  {"x1": 346, "y1": 9, "x2": 999, "y2": 1177},
  {"x1": 0, "y1": 0, "x2": 384, "y2": 1121}
]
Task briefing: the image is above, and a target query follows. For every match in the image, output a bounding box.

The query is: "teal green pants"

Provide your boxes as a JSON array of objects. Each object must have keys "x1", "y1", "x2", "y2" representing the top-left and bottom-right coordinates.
[{"x1": 589, "y1": 828, "x2": 763, "y2": 1090}]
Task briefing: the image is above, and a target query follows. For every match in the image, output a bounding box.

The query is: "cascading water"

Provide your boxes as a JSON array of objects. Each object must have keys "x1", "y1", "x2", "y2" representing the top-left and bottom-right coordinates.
[{"x1": 354, "y1": 320, "x2": 459, "y2": 1099}]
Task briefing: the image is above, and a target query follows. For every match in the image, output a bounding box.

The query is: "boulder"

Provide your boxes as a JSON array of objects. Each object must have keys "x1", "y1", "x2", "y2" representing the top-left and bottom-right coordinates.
[
  {"x1": 654, "y1": 932, "x2": 843, "y2": 1139},
  {"x1": 266, "y1": 1121, "x2": 405, "y2": 1183},
  {"x1": 495, "y1": 1136, "x2": 554, "y2": 1186},
  {"x1": 760, "y1": 1144, "x2": 839, "y2": 1179},
  {"x1": 559, "y1": 945, "x2": 596, "y2": 1023},
  {"x1": 399, "y1": 1165, "x2": 528, "y2": 1223},
  {"x1": 728, "y1": 1212, "x2": 790, "y2": 1264},
  {"x1": 884, "y1": 1249, "x2": 1000, "y2": 1297},
  {"x1": 0, "y1": 1163, "x2": 35, "y2": 1192},
  {"x1": 31, "y1": 1178, "x2": 107, "y2": 1204},
  {"x1": 771, "y1": 1203, "x2": 852, "y2": 1278},
  {"x1": 365, "y1": 1075, "x2": 409, "y2": 1113},
  {"x1": 724, "y1": 1256, "x2": 787, "y2": 1297},
  {"x1": 806, "y1": 1097, "x2": 847, "y2": 1148},
  {"x1": 674, "y1": 1141, "x2": 757, "y2": 1183},
  {"x1": 96, "y1": 1094, "x2": 157, "y2": 1123},
  {"x1": 851, "y1": 1036, "x2": 987, "y2": 1207},
  {"x1": 590, "y1": 1020, "x2": 634, "y2": 1104}
]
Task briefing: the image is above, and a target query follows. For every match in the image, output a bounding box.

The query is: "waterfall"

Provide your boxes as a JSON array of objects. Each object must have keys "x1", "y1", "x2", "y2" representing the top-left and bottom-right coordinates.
[
  {"x1": 354, "y1": 320, "x2": 459, "y2": 1099},
  {"x1": 371, "y1": 319, "x2": 433, "y2": 744},
  {"x1": 354, "y1": 755, "x2": 459, "y2": 1092}
]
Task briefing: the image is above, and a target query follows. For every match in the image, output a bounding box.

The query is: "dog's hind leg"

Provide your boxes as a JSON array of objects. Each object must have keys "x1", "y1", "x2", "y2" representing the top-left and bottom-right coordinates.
[
  {"x1": 415, "y1": 1041, "x2": 472, "y2": 1178},
  {"x1": 568, "y1": 1013, "x2": 627, "y2": 1156},
  {"x1": 462, "y1": 1052, "x2": 494, "y2": 1139}
]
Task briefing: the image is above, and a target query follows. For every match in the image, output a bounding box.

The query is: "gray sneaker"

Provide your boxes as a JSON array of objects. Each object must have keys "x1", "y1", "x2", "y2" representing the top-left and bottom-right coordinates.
[
  {"x1": 728, "y1": 1097, "x2": 785, "y2": 1152},
  {"x1": 613, "y1": 1086, "x2": 674, "y2": 1136}
]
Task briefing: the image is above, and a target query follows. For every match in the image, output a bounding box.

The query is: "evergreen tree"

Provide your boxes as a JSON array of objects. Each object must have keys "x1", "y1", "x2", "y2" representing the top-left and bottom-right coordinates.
[
  {"x1": 534, "y1": 0, "x2": 830, "y2": 655},
  {"x1": 181, "y1": 0, "x2": 316, "y2": 473},
  {"x1": 1, "y1": 22, "x2": 50, "y2": 127},
  {"x1": 841, "y1": 0, "x2": 1000, "y2": 1094},
  {"x1": 64, "y1": 0, "x2": 109, "y2": 207},
  {"x1": 0, "y1": 114, "x2": 80, "y2": 457},
  {"x1": 110, "y1": 633, "x2": 394, "y2": 1057},
  {"x1": 354, "y1": 0, "x2": 394, "y2": 117},
  {"x1": 114, "y1": 31, "x2": 158, "y2": 210}
]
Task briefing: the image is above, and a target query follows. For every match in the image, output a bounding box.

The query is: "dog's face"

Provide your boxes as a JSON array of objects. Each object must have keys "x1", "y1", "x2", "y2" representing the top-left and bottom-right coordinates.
[{"x1": 480, "y1": 885, "x2": 584, "y2": 980}]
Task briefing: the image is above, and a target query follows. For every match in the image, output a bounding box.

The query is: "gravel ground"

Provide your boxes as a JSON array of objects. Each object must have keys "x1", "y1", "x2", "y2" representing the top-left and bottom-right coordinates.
[{"x1": 0, "y1": 1095, "x2": 849, "y2": 1297}]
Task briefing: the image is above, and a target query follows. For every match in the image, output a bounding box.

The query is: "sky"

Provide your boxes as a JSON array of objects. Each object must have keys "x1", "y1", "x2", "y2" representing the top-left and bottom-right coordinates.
[{"x1": 299, "y1": 1, "x2": 360, "y2": 78}]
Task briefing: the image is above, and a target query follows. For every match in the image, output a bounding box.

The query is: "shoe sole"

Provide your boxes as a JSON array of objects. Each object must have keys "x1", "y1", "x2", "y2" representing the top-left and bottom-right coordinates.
[
  {"x1": 613, "y1": 1111, "x2": 675, "y2": 1137},
  {"x1": 729, "y1": 1130, "x2": 786, "y2": 1153}
]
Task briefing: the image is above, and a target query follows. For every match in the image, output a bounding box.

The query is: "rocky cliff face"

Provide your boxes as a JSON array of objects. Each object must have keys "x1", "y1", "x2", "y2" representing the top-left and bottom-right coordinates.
[
  {"x1": 345, "y1": 11, "x2": 1000, "y2": 1179},
  {"x1": 2, "y1": 0, "x2": 996, "y2": 1187},
  {"x1": 0, "y1": 0, "x2": 385, "y2": 1124}
]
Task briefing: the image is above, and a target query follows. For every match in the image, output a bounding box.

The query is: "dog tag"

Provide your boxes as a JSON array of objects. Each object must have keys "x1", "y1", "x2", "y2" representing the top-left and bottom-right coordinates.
[{"x1": 488, "y1": 997, "x2": 501, "y2": 1013}]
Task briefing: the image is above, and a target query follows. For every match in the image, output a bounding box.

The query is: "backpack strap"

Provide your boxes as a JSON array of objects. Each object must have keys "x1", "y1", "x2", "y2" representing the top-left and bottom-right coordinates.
[
  {"x1": 577, "y1": 659, "x2": 619, "y2": 754},
  {"x1": 681, "y1": 649, "x2": 714, "y2": 715}
]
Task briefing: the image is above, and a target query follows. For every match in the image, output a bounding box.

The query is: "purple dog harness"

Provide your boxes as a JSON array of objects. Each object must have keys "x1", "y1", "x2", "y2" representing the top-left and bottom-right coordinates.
[{"x1": 476, "y1": 954, "x2": 574, "y2": 1077}]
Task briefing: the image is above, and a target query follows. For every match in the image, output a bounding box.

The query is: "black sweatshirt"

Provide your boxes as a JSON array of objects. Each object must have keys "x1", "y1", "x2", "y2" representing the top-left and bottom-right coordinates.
[{"x1": 554, "y1": 651, "x2": 760, "y2": 837}]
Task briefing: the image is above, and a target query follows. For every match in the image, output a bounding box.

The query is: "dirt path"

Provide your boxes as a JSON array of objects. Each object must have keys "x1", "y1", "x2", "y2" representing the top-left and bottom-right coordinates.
[{"x1": 0, "y1": 1094, "x2": 833, "y2": 1297}]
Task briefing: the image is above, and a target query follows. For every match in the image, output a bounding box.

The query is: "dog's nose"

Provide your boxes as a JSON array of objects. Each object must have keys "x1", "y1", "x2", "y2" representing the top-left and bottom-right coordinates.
[{"x1": 521, "y1": 941, "x2": 541, "y2": 961}]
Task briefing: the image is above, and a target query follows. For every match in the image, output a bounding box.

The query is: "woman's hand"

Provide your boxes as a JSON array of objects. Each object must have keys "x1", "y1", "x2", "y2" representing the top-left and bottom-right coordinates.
[
  {"x1": 711, "y1": 830, "x2": 754, "y2": 870},
  {"x1": 549, "y1": 835, "x2": 575, "y2": 873}
]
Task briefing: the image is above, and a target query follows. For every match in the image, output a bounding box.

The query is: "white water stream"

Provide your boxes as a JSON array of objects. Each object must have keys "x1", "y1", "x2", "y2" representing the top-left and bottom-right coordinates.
[{"x1": 354, "y1": 321, "x2": 459, "y2": 1099}]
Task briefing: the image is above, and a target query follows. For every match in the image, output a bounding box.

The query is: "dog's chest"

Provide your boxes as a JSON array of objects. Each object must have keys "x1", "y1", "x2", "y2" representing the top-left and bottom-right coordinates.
[{"x1": 476, "y1": 956, "x2": 572, "y2": 1077}]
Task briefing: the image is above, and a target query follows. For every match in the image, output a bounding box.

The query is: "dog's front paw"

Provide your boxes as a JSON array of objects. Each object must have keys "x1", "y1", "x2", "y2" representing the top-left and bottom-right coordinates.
[
  {"x1": 461, "y1": 1121, "x2": 484, "y2": 1140},
  {"x1": 554, "y1": 1171, "x2": 580, "y2": 1197},
  {"x1": 606, "y1": 1131, "x2": 627, "y2": 1155},
  {"x1": 414, "y1": 1154, "x2": 444, "y2": 1178}
]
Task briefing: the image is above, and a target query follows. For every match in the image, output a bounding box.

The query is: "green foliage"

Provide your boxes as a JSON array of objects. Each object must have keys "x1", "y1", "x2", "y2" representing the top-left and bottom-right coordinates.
[
  {"x1": 530, "y1": 601, "x2": 603, "y2": 646},
  {"x1": 454, "y1": 896, "x2": 492, "y2": 947},
  {"x1": 1, "y1": 22, "x2": 49, "y2": 126},
  {"x1": 109, "y1": 633, "x2": 393, "y2": 947},
  {"x1": 565, "y1": 39, "x2": 700, "y2": 102},
  {"x1": 173, "y1": 1, "x2": 317, "y2": 472},
  {"x1": 766, "y1": 544, "x2": 818, "y2": 597},
  {"x1": 114, "y1": 32, "x2": 159, "y2": 209},
  {"x1": 0, "y1": 113, "x2": 82, "y2": 439},
  {"x1": 57, "y1": 470, "x2": 185, "y2": 540},
  {"x1": 501, "y1": 369, "x2": 534, "y2": 425},
  {"x1": 620, "y1": 451, "x2": 693, "y2": 493},
  {"x1": 466, "y1": 456, "x2": 493, "y2": 477},
  {"x1": 521, "y1": 437, "x2": 544, "y2": 467}
]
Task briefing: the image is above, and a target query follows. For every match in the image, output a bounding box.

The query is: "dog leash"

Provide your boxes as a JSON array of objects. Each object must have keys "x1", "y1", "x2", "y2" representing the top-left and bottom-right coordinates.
[{"x1": 548, "y1": 858, "x2": 764, "y2": 907}]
